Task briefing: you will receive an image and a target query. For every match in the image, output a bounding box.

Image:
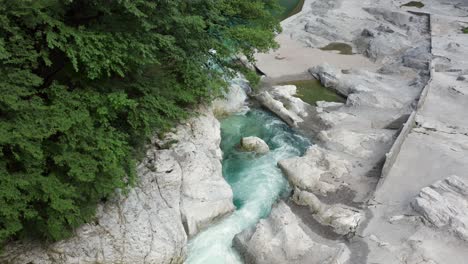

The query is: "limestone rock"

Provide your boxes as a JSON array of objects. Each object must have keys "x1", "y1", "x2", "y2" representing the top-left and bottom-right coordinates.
[
  {"x1": 233, "y1": 201, "x2": 350, "y2": 264},
  {"x1": 318, "y1": 129, "x2": 395, "y2": 159},
  {"x1": 402, "y1": 45, "x2": 432, "y2": 70},
  {"x1": 271, "y1": 85, "x2": 309, "y2": 118},
  {"x1": 1, "y1": 107, "x2": 234, "y2": 264},
  {"x1": 240, "y1": 137, "x2": 270, "y2": 154},
  {"x1": 278, "y1": 145, "x2": 350, "y2": 194},
  {"x1": 212, "y1": 76, "x2": 250, "y2": 116},
  {"x1": 316, "y1": 101, "x2": 344, "y2": 110},
  {"x1": 255, "y1": 91, "x2": 303, "y2": 127},
  {"x1": 309, "y1": 64, "x2": 342, "y2": 92},
  {"x1": 169, "y1": 109, "x2": 235, "y2": 237},
  {"x1": 355, "y1": 26, "x2": 412, "y2": 63},
  {"x1": 363, "y1": 8, "x2": 415, "y2": 29},
  {"x1": 293, "y1": 189, "x2": 362, "y2": 236},
  {"x1": 412, "y1": 175, "x2": 468, "y2": 241}
]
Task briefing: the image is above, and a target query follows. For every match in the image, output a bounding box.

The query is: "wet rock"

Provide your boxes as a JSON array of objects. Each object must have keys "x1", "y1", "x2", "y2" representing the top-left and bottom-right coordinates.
[
  {"x1": 234, "y1": 201, "x2": 350, "y2": 264},
  {"x1": 255, "y1": 91, "x2": 303, "y2": 127},
  {"x1": 412, "y1": 175, "x2": 468, "y2": 241},
  {"x1": 212, "y1": 78, "x2": 249, "y2": 116},
  {"x1": 293, "y1": 189, "x2": 362, "y2": 236},
  {"x1": 240, "y1": 137, "x2": 270, "y2": 154}
]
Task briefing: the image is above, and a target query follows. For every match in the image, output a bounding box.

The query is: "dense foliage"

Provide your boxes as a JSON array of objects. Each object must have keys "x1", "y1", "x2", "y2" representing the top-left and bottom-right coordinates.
[{"x1": 0, "y1": 0, "x2": 280, "y2": 245}]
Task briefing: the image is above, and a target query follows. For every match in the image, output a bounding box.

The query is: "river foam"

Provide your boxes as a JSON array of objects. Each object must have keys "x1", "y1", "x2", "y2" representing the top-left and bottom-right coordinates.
[{"x1": 186, "y1": 109, "x2": 310, "y2": 264}]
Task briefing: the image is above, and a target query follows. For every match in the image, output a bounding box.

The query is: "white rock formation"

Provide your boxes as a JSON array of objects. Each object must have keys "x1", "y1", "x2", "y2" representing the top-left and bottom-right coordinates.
[
  {"x1": 234, "y1": 201, "x2": 350, "y2": 264},
  {"x1": 212, "y1": 75, "x2": 250, "y2": 116},
  {"x1": 278, "y1": 145, "x2": 351, "y2": 194},
  {"x1": 172, "y1": 109, "x2": 235, "y2": 237},
  {"x1": 316, "y1": 100, "x2": 344, "y2": 110},
  {"x1": 252, "y1": 0, "x2": 468, "y2": 263},
  {"x1": 293, "y1": 189, "x2": 362, "y2": 236},
  {"x1": 318, "y1": 129, "x2": 395, "y2": 159},
  {"x1": 0, "y1": 107, "x2": 234, "y2": 264},
  {"x1": 413, "y1": 175, "x2": 468, "y2": 241},
  {"x1": 271, "y1": 85, "x2": 309, "y2": 117},
  {"x1": 240, "y1": 137, "x2": 270, "y2": 154},
  {"x1": 255, "y1": 91, "x2": 303, "y2": 127}
]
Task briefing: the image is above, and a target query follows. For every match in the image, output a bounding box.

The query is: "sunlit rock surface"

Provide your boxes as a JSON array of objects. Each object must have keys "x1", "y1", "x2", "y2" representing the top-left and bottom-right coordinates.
[
  {"x1": 234, "y1": 201, "x2": 350, "y2": 264},
  {"x1": 413, "y1": 176, "x2": 468, "y2": 241},
  {"x1": 1, "y1": 107, "x2": 234, "y2": 264},
  {"x1": 240, "y1": 136, "x2": 270, "y2": 154}
]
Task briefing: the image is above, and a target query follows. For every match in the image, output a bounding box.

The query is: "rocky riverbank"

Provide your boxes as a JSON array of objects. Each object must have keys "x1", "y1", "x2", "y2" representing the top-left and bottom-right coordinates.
[
  {"x1": 0, "y1": 107, "x2": 234, "y2": 264},
  {"x1": 2, "y1": 1, "x2": 467, "y2": 263},
  {"x1": 238, "y1": 0, "x2": 468, "y2": 263}
]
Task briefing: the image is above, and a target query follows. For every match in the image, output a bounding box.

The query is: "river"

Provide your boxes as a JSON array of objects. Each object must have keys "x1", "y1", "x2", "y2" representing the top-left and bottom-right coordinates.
[{"x1": 185, "y1": 109, "x2": 311, "y2": 264}]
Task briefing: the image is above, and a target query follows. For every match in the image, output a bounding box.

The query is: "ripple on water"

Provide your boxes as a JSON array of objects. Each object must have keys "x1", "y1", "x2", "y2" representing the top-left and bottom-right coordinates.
[{"x1": 186, "y1": 109, "x2": 311, "y2": 264}]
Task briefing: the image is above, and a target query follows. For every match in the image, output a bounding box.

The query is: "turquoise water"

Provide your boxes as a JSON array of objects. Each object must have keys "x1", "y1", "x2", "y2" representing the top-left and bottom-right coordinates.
[{"x1": 186, "y1": 109, "x2": 311, "y2": 264}]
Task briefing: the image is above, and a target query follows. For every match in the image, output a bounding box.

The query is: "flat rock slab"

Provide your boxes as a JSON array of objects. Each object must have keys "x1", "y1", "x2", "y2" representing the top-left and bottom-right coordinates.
[
  {"x1": 255, "y1": 35, "x2": 377, "y2": 78},
  {"x1": 234, "y1": 201, "x2": 350, "y2": 264}
]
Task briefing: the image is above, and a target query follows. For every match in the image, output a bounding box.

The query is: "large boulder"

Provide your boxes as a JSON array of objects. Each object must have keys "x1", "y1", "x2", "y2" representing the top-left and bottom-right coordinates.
[
  {"x1": 212, "y1": 76, "x2": 250, "y2": 116},
  {"x1": 318, "y1": 129, "x2": 395, "y2": 160},
  {"x1": 234, "y1": 201, "x2": 350, "y2": 264},
  {"x1": 355, "y1": 27, "x2": 412, "y2": 63},
  {"x1": 255, "y1": 91, "x2": 303, "y2": 127},
  {"x1": 278, "y1": 145, "x2": 351, "y2": 195},
  {"x1": 412, "y1": 175, "x2": 468, "y2": 241},
  {"x1": 309, "y1": 64, "x2": 342, "y2": 92},
  {"x1": 293, "y1": 189, "x2": 362, "y2": 236},
  {"x1": 271, "y1": 85, "x2": 309, "y2": 118},
  {"x1": 173, "y1": 110, "x2": 236, "y2": 237},
  {"x1": 240, "y1": 137, "x2": 270, "y2": 154},
  {"x1": 0, "y1": 107, "x2": 234, "y2": 264}
]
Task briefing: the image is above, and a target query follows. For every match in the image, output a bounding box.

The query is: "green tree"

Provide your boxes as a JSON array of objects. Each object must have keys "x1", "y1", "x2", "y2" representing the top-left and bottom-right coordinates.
[{"x1": 0, "y1": 0, "x2": 280, "y2": 245}]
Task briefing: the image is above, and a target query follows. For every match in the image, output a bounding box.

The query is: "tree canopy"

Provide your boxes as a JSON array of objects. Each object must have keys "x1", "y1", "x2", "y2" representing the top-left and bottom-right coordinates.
[{"x1": 0, "y1": 0, "x2": 280, "y2": 245}]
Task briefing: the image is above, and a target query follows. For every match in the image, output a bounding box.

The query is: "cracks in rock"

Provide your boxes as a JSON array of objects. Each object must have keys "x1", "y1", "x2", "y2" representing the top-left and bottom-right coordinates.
[
  {"x1": 143, "y1": 215, "x2": 156, "y2": 264},
  {"x1": 414, "y1": 123, "x2": 468, "y2": 137},
  {"x1": 116, "y1": 196, "x2": 128, "y2": 263},
  {"x1": 154, "y1": 169, "x2": 173, "y2": 209},
  {"x1": 174, "y1": 154, "x2": 189, "y2": 237}
]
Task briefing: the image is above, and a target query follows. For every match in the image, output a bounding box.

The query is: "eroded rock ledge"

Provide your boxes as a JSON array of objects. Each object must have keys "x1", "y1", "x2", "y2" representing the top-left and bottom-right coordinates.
[
  {"x1": 0, "y1": 107, "x2": 234, "y2": 264},
  {"x1": 234, "y1": 201, "x2": 350, "y2": 264}
]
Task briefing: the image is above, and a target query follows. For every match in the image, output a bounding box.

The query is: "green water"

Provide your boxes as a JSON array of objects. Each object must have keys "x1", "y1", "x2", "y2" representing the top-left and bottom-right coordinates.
[
  {"x1": 186, "y1": 109, "x2": 311, "y2": 264},
  {"x1": 277, "y1": 0, "x2": 305, "y2": 20},
  {"x1": 280, "y1": 79, "x2": 346, "y2": 106},
  {"x1": 320, "y1": 42, "x2": 354, "y2": 55}
]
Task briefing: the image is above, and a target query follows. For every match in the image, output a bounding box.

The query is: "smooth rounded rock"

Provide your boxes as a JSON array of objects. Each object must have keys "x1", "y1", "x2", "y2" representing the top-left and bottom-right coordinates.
[{"x1": 240, "y1": 136, "x2": 270, "y2": 154}]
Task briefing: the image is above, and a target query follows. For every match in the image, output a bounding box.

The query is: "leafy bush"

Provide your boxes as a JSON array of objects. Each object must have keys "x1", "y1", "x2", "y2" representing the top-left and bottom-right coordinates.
[{"x1": 0, "y1": 0, "x2": 280, "y2": 245}]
